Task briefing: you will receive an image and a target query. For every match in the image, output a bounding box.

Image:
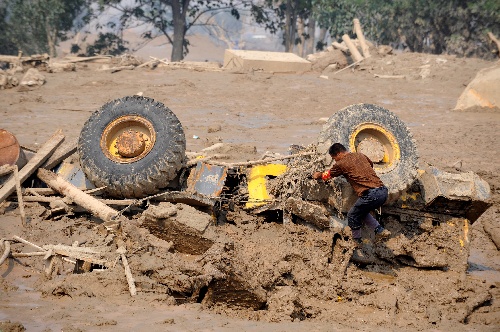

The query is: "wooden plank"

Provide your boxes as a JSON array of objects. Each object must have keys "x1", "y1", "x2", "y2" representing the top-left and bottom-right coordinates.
[
  {"x1": 0, "y1": 130, "x2": 64, "y2": 204},
  {"x1": 37, "y1": 168, "x2": 120, "y2": 223},
  {"x1": 42, "y1": 137, "x2": 78, "y2": 170}
]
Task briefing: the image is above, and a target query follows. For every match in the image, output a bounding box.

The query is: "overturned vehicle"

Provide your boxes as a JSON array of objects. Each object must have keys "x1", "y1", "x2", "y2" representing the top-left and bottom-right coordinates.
[{"x1": 49, "y1": 96, "x2": 491, "y2": 269}]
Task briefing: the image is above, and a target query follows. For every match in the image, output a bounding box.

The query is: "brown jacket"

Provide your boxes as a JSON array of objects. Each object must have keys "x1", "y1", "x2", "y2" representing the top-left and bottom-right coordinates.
[{"x1": 324, "y1": 152, "x2": 384, "y2": 197}]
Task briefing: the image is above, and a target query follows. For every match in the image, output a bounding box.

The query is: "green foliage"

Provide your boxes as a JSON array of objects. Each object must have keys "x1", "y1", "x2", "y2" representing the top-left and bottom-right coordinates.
[
  {"x1": 82, "y1": 32, "x2": 129, "y2": 56},
  {"x1": 3, "y1": 0, "x2": 91, "y2": 57},
  {"x1": 0, "y1": 3, "x2": 17, "y2": 55},
  {"x1": 313, "y1": 0, "x2": 500, "y2": 59}
]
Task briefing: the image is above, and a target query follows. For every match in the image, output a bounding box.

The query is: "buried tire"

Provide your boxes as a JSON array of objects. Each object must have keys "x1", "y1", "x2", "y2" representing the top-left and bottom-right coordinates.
[
  {"x1": 317, "y1": 103, "x2": 418, "y2": 199},
  {"x1": 78, "y1": 96, "x2": 186, "y2": 198}
]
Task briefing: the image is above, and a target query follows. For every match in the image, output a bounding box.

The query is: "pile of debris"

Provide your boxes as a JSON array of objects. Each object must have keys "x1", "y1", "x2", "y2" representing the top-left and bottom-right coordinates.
[{"x1": 0, "y1": 52, "x2": 222, "y2": 91}]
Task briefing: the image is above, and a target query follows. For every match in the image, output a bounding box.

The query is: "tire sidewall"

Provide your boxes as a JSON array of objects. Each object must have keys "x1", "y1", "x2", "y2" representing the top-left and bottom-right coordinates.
[{"x1": 78, "y1": 96, "x2": 186, "y2": 197}]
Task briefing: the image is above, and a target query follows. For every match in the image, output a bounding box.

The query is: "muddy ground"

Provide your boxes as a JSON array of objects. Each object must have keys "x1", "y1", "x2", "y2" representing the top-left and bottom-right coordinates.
[{"x1": 1, "y1": 51, "x2": 500, "y2": 331}]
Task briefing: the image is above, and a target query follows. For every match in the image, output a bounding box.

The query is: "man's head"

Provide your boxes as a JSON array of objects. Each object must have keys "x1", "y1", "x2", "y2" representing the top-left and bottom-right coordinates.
[{"x1": 328, "y1": 143, "x2": 347, "y2": 161}]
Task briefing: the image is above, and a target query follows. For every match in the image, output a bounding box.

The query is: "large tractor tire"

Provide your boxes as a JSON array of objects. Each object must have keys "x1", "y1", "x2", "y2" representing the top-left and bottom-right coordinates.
[
  {"x1": 78, "y1": 96, "x2": 186, "y2": 198},
  {"x1": 317, "y1": 103, "x2": 418, "y2": 200}
]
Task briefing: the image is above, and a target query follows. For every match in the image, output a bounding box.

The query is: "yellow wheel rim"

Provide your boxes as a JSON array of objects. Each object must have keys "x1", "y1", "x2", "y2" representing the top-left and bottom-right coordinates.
[
  {"x1": 349, "y1": 123, "x2": 400, "y2": 173},
  {"x1": 100, "y1": 115, "x2": 156, "y2": 164}
]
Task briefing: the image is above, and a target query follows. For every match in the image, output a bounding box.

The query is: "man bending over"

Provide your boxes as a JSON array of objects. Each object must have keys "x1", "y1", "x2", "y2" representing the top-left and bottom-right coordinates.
[{"x1": 313, "y1": 143, "x2": 391, "y2": 243}]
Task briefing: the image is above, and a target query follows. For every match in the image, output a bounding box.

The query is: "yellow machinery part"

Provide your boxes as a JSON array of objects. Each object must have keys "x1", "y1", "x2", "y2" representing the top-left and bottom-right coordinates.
[{"x1": 246, "y1": 164, "x2": 287, "y2": 209}]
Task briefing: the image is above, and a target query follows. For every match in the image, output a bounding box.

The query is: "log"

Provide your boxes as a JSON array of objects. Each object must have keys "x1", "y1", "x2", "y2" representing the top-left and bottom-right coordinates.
[
  {"x1": 11, "y1": 251, "x2": 47, "y2": 257},
  {"x1": 332, "y1": 41, "x2": 349, "y2": 52},
  {"x1": 353, "y1": 19, "x2": 370, "y2": 58},
  {"x1": 41, "y1": 137, "x2": 77, "y2": 170},
  {"x1": 205, "y1": 151, "x2": 315, "y2": 167},
  {"x1": 0, "y1": 130, "x2": 64, "y2": 204},
  {"x1": 488, "y1": 32, "x2": 500, "y2": 57},
  {"x1": 341, "y1": 34, "x2": 364, "y2": 63},
  {"x1": 99, "y1": 65, "x2": 135, "y2": 73},
  {"x1": 13, "y1": 166, "x2": 26, "y2": 225},
  {"x1": 36, "y1": 168, "x2": 120, "y2": 223},
  {"x1": 64, "y1": 55, "x2": 112, "y2": 63}
]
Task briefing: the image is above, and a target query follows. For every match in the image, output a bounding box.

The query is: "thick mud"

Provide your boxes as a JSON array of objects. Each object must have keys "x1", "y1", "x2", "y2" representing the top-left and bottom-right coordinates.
[{"x1": 1, "y1": 50, "x2": 499, "y2": 331}]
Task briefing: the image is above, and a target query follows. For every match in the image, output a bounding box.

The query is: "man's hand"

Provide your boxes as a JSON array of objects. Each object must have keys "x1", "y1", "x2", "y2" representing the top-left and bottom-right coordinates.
[{"x1": 312, "y1": 171, "x2": 323, "y2": 180}]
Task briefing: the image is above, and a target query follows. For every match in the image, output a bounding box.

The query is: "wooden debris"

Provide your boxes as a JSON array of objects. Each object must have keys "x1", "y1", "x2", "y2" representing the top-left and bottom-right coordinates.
[
  {"x1": 0, "y1": 239, "x2": 11, "y2": 265},
  {"x1": 116, "y1": 242, "x2": 137, "y2": 296},
  {"x1": 0, "y1": 129, "x2": 64, "y2": 204},
  {"x1": 0, "y1": 53, "x2": 49, "y2": 67},
  {"x1": 42, "y1": 244, "x2": 109, "y2": 267},
  {"x1": 41, "y1": 137, "x2": 77, "y2": 170},
  {"x1": 205, "y1": 151, "x2": 315, "y2": 167},
  {"x1": 64, "y1": 55, "x2": 111, "y2": 63},
  {"x1": 100, "y1": 65, "x2": 136, "y2": 73},
  {"x1": 332, "y1": 41, "x2": 349, "y2": 52},
  {"x1": 36, "y1": 169, "x2": 121, "y2": 229},
  {"x1": 149, "y1": 56, "x2": 169, "y2": 66},
  {"x1": 13, "y1": 166, "x2": 26, "y2": 225},
  {"x1": 10, "y1": 251, "x2": 47, "y2": 257},
  {"x1": 342, "y1": 34, "x2": 364, "y2": 63},
  {"x1": 333, "y1": 59, "x2": 364, "y2": 75},
  {"x1": 137, "y1": 59, "x2": 160, "y2": 69},
  {"x1": 353, "y1": 19, "x2": 370, "y2": 58},
  {"x1": 374, "y1": 74, "x2": 406, "y2": 79}
]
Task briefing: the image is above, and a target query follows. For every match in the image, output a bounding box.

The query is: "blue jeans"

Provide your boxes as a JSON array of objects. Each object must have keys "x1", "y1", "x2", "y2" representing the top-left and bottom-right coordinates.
[{"x1": 347, "y1": 186, "x2": 388, "y2": 237}]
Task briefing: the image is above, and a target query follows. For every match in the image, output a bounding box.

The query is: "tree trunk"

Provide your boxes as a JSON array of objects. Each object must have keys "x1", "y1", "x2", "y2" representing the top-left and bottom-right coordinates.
[
  {"x1": 306, "y1": 16, "x2": 315, "y2": 55},
  {"x1": 45, "y1": 18, "x2": 56, "y2": 58},
  {"x1": 284, "y1": 0, "x2": 293, "y2": 52},
  {"x1": 297, "y1": 17, "x2": 305, "y2": 57},
  {"x1": 170, "y1": 0, "x2": 188, "y2": 62},
  {"x1": 318, "y1": 27, "x2": 327, "y2": 46}
]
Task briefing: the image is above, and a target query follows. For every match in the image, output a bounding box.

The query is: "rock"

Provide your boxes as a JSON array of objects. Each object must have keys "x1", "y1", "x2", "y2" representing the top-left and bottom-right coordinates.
[
  {"x1": 142, "y1": 202, "x2": 213, "y2": 255},
  {"x1": 455, "y1": 63, "x2": 500, "y2": 111},
  {"x1": 19, "y1": 68, "x2": 45, "y2": 89},
  {"x1": 207, "y1": 125, "x2": 221, "y2": 133}
]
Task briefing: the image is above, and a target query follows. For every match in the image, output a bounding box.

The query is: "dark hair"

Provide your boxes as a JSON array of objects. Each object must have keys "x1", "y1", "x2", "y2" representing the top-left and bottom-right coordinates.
[{"x1": 328, "y1": 143, "x2": 347, "y2": 157}]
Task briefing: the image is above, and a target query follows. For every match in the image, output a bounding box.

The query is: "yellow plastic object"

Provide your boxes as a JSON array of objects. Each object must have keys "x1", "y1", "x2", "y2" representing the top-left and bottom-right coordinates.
[{"x1": 246, "y1": 164, "x2": 287, "y2": 209}]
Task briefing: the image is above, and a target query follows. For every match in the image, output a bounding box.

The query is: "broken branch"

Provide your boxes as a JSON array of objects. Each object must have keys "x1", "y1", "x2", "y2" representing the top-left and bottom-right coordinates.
[{"x1": 205, "y1": 151, "x2": 315, "y2": 167}]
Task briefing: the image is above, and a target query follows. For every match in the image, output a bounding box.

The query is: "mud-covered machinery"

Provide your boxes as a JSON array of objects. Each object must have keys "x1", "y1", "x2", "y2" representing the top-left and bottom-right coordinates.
[{"x1": 57, "y1": 96, "x2": 491, "y2": 230}]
